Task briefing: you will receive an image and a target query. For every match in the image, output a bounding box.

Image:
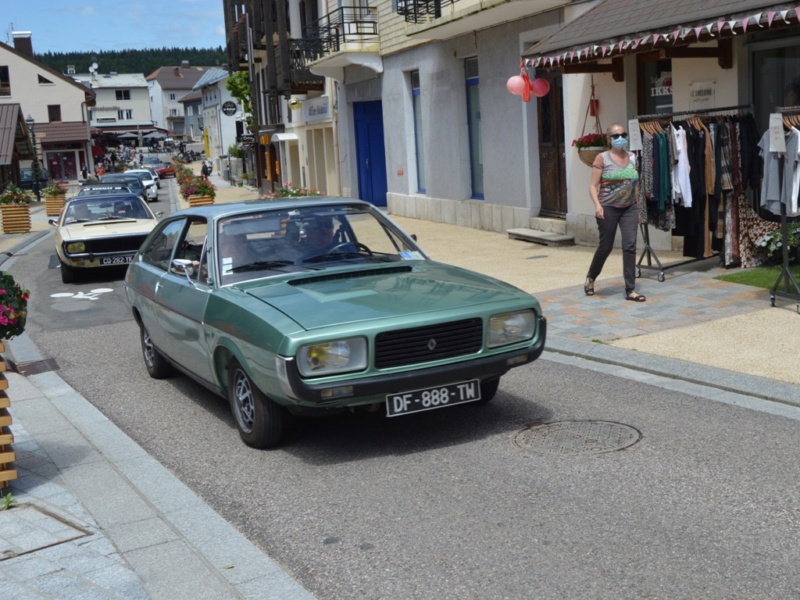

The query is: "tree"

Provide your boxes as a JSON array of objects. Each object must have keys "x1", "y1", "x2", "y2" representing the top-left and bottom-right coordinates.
[{"x1": 226, "y1": 71, "x2": 252, "y2": 130}]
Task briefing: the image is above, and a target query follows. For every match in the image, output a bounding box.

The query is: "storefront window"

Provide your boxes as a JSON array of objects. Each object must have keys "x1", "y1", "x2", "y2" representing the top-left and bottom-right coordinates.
[
  {"x1": 638, "y1": 59, "x2": 672, "y2": 115},
  {"x1": 751, "y1": 41, "x2": 800, "y2": 133}
]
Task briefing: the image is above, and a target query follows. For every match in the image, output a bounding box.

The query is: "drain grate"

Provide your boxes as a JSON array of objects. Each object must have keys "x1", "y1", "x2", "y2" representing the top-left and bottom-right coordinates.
[
  {"x1": 9, "y1": 358, "x2": 60, "y2": 376},
  {"x1": 514, "y1": 420, "x2": 642, "y2": 455}
]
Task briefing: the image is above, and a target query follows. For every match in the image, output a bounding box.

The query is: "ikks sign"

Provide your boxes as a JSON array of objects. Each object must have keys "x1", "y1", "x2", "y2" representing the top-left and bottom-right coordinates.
[
  {"x1": 302, "y1": 96, "x2": 330, "y2": 123},
  {"x1": 650, "y1": 73, "x2": 672, "y2": 97}
]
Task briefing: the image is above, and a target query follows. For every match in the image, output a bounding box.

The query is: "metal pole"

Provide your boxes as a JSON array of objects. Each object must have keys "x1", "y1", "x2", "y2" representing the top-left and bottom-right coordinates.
[{"x1": 27, "y1": 117, "x2": 42, "y2": 202}]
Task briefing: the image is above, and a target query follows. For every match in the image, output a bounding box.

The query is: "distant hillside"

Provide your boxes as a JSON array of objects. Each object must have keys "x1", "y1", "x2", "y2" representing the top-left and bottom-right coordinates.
[{"x1": 34, "y1": 47, "x2": 228, "y2": 76}]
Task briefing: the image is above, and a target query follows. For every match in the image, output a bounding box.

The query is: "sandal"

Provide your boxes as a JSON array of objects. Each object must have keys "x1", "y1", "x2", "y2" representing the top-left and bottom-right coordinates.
[
  {"x1": 584, "y1": 277, "x2": 595, "y2": 296},
  {"x1": 626, "y1": 292, "x2": 646, "y2": 302}
]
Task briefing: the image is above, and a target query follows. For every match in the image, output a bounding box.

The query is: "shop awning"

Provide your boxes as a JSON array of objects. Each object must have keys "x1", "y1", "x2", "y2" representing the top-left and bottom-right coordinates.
[
  {"x1": 271, "y1": 133, "x2": 299, "y2": 142},
  {"x1": 523, "y1": 0, "x2": 800, "y2": 75}
]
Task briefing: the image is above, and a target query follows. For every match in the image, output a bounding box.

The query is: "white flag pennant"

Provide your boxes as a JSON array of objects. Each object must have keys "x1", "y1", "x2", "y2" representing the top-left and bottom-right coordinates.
[
  {"x1": 728, "y1": 20, "x2": 738, "y2": 34},
  {"x1": 779, "y1": 9, "x2": 789, "y2": 22},
  {"x1": 705, "y1": 22, "x2": 715, "y2": 36},
  {"x1": 752, "y1": 12, "x2": 763, "y2": 26}
]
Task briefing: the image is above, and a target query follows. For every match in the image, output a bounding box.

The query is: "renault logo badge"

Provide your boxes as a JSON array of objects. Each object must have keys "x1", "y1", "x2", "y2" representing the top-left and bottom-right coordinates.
[{"x1": 427, "y1": 338, "x2": 437, "y2": 351}]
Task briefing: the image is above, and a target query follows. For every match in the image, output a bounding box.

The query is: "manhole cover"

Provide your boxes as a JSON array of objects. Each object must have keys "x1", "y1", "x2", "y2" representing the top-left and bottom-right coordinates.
[{"x1": 514, "y1": 420, "x2": 641, "y2": 455}]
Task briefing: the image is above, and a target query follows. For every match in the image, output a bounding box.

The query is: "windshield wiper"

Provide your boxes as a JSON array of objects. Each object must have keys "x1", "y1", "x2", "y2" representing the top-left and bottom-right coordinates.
[{"x1": 230, "y1": 259, "x2": 295, "y2": 273}]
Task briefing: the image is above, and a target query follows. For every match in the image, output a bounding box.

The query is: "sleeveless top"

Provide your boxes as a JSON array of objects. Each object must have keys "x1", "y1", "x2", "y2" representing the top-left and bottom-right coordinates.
[{"x1": 592, "y1": 150, "x2": 639, "y2": 208}]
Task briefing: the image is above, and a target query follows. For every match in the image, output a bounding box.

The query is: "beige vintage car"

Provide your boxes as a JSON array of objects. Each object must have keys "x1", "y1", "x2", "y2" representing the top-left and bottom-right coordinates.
[{"x1": 49, "y1": 194, "x2": 161, "y2": 283}]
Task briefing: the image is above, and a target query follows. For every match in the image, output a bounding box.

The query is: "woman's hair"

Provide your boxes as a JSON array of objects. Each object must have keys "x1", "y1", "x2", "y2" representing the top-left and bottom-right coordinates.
[{"x1": 606, "y1": 123, "x2": 626, "y2": 134}]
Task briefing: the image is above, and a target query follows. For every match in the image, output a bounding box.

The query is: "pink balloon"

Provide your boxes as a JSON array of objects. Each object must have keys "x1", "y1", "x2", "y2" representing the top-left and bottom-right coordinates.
[
  {"x1": 507, "y1": 76, "x2": 526, "y2": 96},
  {"x1": 529, "y1": 78, "x2": 551, "y2": 97}
]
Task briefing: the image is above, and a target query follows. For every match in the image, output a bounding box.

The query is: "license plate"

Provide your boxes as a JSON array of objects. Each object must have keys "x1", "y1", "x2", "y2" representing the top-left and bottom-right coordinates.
[
  {"x1": 100, "y1": 256, "x2": 132, "y2": 265},
  {"x1": 386, "y1": 379, "x2": 481, "y2": 417}
]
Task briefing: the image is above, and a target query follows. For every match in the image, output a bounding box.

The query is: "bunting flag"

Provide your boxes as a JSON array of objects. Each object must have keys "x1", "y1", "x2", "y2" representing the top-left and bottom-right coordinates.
[{"x1": 520, "y1": 5, "x2": 800, "y2": 71}]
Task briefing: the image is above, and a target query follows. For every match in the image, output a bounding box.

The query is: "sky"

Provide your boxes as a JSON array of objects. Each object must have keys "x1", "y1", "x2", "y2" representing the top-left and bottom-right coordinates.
[{"x1": 3, "y1": 0, "x2": 227, "y2": 54}]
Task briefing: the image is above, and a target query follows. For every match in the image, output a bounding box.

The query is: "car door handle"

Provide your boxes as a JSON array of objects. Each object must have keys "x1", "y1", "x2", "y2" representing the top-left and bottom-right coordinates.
[{"x1": 155, "y1": 281, "x2": 161, "y2": 294}]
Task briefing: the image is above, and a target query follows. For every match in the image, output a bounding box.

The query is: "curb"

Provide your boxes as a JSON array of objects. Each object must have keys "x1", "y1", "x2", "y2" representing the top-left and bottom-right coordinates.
[{"x1": 546, "y1": 335, "x2": 800, "y2": 406}]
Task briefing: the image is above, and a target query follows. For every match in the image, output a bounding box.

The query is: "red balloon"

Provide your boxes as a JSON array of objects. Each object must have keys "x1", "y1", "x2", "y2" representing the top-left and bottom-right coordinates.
[
  {"x1": 529, "y1": 78, "x2": 550, "y2": 97},
  {"x1": 506, "y1": 76, "x2": 526, "y2": 96}
]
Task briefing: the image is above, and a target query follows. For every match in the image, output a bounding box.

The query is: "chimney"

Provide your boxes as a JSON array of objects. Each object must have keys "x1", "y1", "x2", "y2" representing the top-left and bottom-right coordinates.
[{"x1": 11, "y1": 31, "x2": 34, "y2": 57}]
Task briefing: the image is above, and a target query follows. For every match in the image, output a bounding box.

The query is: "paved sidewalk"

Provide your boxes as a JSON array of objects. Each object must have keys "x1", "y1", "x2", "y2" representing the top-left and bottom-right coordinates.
[{"x1": 0, "y1": 167, "x2": 798, "y2": 596}]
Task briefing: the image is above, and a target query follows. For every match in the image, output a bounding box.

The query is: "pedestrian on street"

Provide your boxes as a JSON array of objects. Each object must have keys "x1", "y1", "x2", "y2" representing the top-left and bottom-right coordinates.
[
  {"x1": 80, "y1": 164, "x2": 88, "y2": 179},
  {"x1": 110, "y1": 150, "x2": 118, "y2": 172},
  {"x1": 584, "y1": 123, "x2": 646, "y2": 302},
  {"x1": 200, "y1": 161, "x2": 210, "y2": 181}
]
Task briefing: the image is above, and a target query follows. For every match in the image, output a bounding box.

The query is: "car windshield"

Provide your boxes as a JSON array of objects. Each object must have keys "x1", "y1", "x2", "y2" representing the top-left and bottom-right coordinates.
[
  {"x1": 63, "y1": 196, "x2": 153, "y2": 223},
  {"x1": 215, "y1": 204, "x2": 425, "y2": 284}
]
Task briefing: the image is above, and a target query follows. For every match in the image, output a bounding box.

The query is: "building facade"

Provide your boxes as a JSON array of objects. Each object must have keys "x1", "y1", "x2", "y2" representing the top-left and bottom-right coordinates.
[
  {"x1": 147, "y1": 62, "x2": 212, "y2": 138},
  {"x1": 0, "y1": 32, "x2": 95, "y2": 181},
  {"x1": 223, "y1": 0, "x2": 800, "y2": 253}
]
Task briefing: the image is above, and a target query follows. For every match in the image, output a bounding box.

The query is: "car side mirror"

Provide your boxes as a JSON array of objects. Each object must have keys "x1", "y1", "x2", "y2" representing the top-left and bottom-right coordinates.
[
  {"x1": 171, "y1": 258, "x2": 195, "y2": 277},
  {"x1": 411, "y1": 234, "x2": 417, "y2": 242},
  {"x1": 48, "y1": 218, "x2": 58, "y2": 227}
]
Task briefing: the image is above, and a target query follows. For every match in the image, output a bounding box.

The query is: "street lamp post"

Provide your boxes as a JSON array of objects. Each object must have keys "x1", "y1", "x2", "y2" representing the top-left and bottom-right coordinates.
[{"x1": 25, "y1": 115, "x2": 42, "y2": 202}]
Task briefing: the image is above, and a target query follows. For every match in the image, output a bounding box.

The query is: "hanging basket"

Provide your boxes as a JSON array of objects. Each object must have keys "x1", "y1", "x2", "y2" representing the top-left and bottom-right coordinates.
[
  {"x1": 578, "y1": 147, "x2": 605, "y2": 167},
  {"x1": 574, "y1": 77, "x2": 607, "y2": 168}
]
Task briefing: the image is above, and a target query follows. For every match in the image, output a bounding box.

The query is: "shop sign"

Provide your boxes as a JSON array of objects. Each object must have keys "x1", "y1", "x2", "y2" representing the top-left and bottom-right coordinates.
[{"x1": 222, "y1": 101, "x2": 237, "y2": 116}]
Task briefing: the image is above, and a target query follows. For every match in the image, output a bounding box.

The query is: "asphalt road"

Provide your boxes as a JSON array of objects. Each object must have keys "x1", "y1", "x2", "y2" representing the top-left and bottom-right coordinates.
[{"x1": 11, "y1": 185, "x2": 800, "y2": 599}]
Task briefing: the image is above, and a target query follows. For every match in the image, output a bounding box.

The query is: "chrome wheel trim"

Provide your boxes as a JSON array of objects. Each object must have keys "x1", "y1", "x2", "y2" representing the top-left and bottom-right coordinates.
[
  {"x1": 142, "y1": 328, "x2": 156, "y2": 368},
  {"x1": 232, "y1": 369, "x2": 255, "y2": 433}
]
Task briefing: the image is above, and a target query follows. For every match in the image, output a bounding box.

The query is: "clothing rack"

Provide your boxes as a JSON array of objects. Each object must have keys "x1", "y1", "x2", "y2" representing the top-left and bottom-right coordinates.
[
  {"x1": 633, "y1": 108, "x2": 750, "y2": 281},
  {"x1": 637, "y1": 104, "x2": 752, "y2": 121},
  {"x1": 769, "y1": 106, "x2": 800, "y2": 312}
]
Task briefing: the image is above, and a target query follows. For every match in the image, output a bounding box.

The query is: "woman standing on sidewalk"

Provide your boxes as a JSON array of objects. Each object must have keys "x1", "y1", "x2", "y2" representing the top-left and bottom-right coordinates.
[{"x1": 584, "y1": 123, "x2": 646, "y2": 302}]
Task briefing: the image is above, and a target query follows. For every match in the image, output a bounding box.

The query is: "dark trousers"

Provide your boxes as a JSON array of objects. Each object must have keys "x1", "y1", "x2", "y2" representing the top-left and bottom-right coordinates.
[{"x1": 587, "y1": 203, "x2": 639, "y2": 294}]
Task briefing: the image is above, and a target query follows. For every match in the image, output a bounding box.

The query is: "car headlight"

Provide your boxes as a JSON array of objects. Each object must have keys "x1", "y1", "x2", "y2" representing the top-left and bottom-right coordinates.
[
  {"x1": 65, "y1": 242, "x2": 86, "y2": 254},
  {"x1": 297, "y1": 338, "x2": 367, "y2": 377},
  {"x1": 488, "y1": 310, "x2": 536, "y2": 348}
]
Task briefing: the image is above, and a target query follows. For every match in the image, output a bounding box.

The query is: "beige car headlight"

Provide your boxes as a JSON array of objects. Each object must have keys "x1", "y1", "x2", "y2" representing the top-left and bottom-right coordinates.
[
  {"x1": 65, "y1": 242, "x2": 86, "y2": 254},
  {"x1": 298, "y1": 338, "x2": 367, "y2": 377},
  {"x1": 488, "y1": 310, "x2": 536, "y2": 348}
]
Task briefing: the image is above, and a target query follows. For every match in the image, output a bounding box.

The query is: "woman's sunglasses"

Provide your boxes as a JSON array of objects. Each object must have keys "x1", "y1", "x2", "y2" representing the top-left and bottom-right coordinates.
[{"x1": 610, "y1": 133, "x2": 628, "y2": 139}]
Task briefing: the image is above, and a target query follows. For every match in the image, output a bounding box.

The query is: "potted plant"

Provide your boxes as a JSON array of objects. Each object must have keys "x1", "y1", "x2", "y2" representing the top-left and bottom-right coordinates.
[
  {"x1": 0, "y1": 184, "x2": 33, "y2": 234},
  {"x1": 180, "y1": 176, "x2": 216, "y2": 206},
  {"x1": 572, "y1": 133, "x2": 608, "y2": 167},
  {"x1": 42, "y1": 179, "x2": 69, "y2": 216},
  {"x1": 0, "y1": 271, "x2": 28, "y2": 341}
]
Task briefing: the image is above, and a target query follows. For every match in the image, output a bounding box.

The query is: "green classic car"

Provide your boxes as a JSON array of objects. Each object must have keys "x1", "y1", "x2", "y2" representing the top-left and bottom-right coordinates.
[{"x1": 124, "y1": 198, "x2": 546, "y2": 448}]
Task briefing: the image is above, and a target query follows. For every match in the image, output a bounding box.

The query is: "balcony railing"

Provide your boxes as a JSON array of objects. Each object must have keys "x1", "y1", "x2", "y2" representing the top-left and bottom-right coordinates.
[
  {"x1": 274, "y1": 40, "x2": 326, "y2": 91},
  {"x1": 396, "y1": 0, "x2": 456, "y2": 23},
  {"x1": 304, "y1": 6, "x2": 379, "y2": 59}
]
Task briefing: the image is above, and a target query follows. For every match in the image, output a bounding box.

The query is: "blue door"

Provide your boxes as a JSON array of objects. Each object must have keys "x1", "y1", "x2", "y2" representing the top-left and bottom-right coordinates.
[{"x1": 353, "y1": 101, "x2": 387, "y2": 207}]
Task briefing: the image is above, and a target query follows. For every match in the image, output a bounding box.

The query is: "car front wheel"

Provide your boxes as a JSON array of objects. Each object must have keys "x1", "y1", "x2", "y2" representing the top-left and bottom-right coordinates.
[
  {"x1": 228, "y1": 361, "x2": 284, "y2": 449},
  {"x1": 60, "y1": 261, "x2": 75, "y2": 284},
  {"x1": 140, "y1": 325, "x2": 173, "y2": 379}
]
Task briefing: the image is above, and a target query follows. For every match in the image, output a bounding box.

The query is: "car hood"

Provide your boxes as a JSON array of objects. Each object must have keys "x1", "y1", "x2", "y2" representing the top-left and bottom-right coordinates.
[
  {"x1": 59, "y1": 220, "x2": 155, "y2": 240},
  {"x1": 240, "y1": 262, "x2": 529, "y2": 329}
]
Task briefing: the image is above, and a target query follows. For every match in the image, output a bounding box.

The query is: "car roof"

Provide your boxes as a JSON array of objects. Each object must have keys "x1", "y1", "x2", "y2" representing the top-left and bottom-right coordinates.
[
  {"x1": 68, "y1": 193, "x2": 144, "y2": 203},
  {"x1": 169, "y1": 197, "x2": 372, "y2": 220}
]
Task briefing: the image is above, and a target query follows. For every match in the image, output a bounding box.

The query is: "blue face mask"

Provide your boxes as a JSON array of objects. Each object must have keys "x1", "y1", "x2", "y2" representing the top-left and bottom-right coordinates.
[{"x1": 611, "y1": 136, "x2": 628, "y2": 149}]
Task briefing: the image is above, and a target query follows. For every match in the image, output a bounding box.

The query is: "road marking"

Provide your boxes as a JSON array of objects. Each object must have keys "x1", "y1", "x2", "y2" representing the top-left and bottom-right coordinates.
[{"x1": 51, "y1": 288, "x2": 114, "y2": 301}]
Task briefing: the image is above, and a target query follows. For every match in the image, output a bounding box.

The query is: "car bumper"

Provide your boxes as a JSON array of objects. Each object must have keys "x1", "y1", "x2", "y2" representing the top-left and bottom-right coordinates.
[{"x1": 277, "y1": 316, "x2": 546, "y2": 405}]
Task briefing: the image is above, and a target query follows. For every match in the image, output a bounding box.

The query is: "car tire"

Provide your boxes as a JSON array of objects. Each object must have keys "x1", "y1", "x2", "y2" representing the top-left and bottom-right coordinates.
[
  {"x1": 60, "y1": 261, "x2": 75, "y2": 284},
  {"x1": 228, "y1": 360, "x2": 284, "y2": 449},
  {"x1": 473, "y1": 377, "x2": 501, "y2": 405},
  {"x1": 140, "y1": 325, "x2": 174, "y2": 379}
]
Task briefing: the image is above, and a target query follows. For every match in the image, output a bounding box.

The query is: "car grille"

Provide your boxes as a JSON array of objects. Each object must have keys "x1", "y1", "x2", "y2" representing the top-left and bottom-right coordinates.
[
  {"x1": 375, "y1": 318, "x2": 483, "y2": 369},
  {"x1": 69, "y1": 235, "x2": 149, "y2": 256}
]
